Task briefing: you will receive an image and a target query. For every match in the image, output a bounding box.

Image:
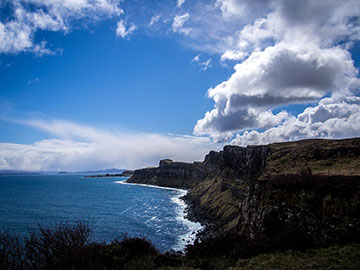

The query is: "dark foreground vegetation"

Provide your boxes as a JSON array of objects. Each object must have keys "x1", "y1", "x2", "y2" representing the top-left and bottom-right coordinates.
[{"x1": 1, "y1": 222, "x2": 360, "y2": 270}]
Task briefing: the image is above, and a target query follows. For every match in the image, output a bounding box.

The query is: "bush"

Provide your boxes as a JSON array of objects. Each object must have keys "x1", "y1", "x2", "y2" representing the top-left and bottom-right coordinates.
[
  {"x1": 24, "y1": 221, "x2": 95, "y2": 270},
  {"x1": 0, "y1": 230, "x2": 24, "y2": 270}
]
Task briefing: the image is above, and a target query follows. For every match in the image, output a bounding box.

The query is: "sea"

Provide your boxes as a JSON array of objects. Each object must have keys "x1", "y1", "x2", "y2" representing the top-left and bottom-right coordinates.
[{"x1": 0, "y1": 174, "x2": 202, "y2": 252}]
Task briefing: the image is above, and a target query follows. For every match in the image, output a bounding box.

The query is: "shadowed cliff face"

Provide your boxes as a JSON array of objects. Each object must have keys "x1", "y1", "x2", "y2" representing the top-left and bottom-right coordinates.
[
  {"x1": 186, "y1": 175, "x2": 360, "y2": 248},
  {"x1": 203, "y1": 145, "x2": 270, "y2": 180}
]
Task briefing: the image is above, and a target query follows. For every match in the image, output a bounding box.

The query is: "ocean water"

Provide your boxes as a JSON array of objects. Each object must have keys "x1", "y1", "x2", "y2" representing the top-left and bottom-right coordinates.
[{"x1": 0, "y1": 174, "x2": 202, "y2": 252}]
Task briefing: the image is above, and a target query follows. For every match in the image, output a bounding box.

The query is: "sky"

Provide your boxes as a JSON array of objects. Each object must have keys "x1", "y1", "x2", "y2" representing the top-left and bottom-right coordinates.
[{"x1": 0, "y1": 0, "x2": 360, "y2": 171}]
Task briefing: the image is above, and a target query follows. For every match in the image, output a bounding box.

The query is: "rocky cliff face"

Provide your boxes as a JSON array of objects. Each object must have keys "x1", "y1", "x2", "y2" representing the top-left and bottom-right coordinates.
[
  {"x1": 128, "y1": 159, "x2": 207, "y2": 189},
  {"x1": 203, "y1": 145, "x2": 270, "y2": 180},
  {"x1": 186, "y1": 174, "x2": 360, "y2": 249},
  {"x1": 128, "y1": 144, "x2": 272, "y2": 189}
]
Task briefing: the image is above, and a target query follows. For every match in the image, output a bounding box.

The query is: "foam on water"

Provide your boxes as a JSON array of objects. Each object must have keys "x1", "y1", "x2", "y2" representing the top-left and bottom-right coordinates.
[
  {"x1": 116, "y1": 180, "x2": 203, "y2": 251},
  {"x1": 170, "y1": 190, "x2": 203, "y2": 251}
]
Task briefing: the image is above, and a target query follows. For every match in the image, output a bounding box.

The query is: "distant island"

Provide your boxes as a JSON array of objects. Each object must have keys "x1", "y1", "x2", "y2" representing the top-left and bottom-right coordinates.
[
  {"x1": 0, "y1": 168, "x2": 126, "y2": 176},
  {"x1": 85, "y1": 170, "x2": 134, "y2": 178}
]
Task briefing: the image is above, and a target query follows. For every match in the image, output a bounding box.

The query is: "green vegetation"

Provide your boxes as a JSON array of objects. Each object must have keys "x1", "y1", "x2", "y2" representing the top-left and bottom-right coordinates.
[{"x1": 263, "y1": 138, "x2": 360, "y2": 176}]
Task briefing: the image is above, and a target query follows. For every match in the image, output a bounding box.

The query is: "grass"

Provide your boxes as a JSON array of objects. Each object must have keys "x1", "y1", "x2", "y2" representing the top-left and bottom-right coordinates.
[{"x1": 230, "y1": 244, "x2": 360, "y2": 270}]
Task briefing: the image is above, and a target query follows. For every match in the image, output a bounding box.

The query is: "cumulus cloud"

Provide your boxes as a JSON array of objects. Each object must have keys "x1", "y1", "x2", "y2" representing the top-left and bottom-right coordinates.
[
  {"x1": 0, "y1": 0, "x2": 122, "y2": 54},
  {"x1": 0, "y1": 119, "x2": 216, "y2": 171},
  {"x1": 194, "y1": 43, "x2": 359, "y2": 140},
  {"x1": 231, "y1": 95, "x2": 360, "y2": 146},
  {"x1": 116, "y1": 20, "x2": 137, "y2": 38},
  {"x1": 220, "y1": 49, "x2": 247, "y2": 61},
  {"x1": 172, "y1": 13, "x2": 191, "y2": 35},
  {"x1": 193, "y1": 0, "x2": 360, "y2": 142}
]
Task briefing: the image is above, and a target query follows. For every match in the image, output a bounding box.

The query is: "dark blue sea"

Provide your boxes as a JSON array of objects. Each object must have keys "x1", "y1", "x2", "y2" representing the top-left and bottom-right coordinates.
[{"x1": 0, "y1": 174, "x2": 202, "y2": 252}]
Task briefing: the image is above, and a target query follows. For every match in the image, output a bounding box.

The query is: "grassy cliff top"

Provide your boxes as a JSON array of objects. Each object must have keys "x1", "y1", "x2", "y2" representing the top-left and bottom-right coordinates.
[{"x1": 261, "y1": 137, "x2": 360, "y2": 176}]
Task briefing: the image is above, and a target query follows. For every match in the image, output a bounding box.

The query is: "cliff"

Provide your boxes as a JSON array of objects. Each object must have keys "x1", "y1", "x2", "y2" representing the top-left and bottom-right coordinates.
[
  {"x1": 128, "y1": 159, "x2": 207, "y2": 189},
  {"x1": 128, "y1": 137, "x2": 360, "y2": 250}
]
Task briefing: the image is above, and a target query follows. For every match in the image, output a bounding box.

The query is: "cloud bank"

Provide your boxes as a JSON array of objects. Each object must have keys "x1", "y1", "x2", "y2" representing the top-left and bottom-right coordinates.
[
  {"x1": 232, "y1": 95, "x2": 360, "y2": 146},
  {"x1": 192, "y1": 0, "x2": 360, "y2": 144},
  {"x1": 0, "y1": 119, "x2": 215, "y2": 171}
]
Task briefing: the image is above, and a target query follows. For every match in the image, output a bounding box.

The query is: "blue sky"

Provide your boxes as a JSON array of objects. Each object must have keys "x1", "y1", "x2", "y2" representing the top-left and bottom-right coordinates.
[
  {"x1": 0, "y1": 26, "x2": 231, "y2": 141},
  {"x1": 1, "y1": 0, "x2": 360, "y2": 171}
]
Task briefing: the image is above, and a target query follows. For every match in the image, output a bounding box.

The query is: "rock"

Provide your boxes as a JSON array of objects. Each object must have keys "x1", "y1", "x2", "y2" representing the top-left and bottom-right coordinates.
[{"x1": 159, "y1": 159, "x2": 174, "y2": 166}]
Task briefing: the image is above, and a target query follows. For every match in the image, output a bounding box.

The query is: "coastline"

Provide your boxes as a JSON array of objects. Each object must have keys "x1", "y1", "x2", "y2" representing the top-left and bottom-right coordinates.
[{"x1": 115, "y1": 180, "x2": 204, "y2": 251}]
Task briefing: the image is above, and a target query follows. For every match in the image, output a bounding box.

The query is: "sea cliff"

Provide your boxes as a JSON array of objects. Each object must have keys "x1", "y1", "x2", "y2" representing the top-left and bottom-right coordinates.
[{"x1": 127, "y1": 138, "x2": 360, "y2": 251}]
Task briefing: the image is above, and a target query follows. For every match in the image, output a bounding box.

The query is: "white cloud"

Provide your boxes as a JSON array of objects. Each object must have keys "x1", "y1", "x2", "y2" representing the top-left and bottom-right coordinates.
[
  {"x1": 231, "y1": 95, "x2": 360, "y2": 146},
  {"x1": 177, "y1": 0, "x2": 186, "y2": 8},
  {"x1": 27, "y1": 78, "x2": 40, "y2": 85},
  {"x1": 0, "y1": 0, "x2": 123, "y2": 54},
  {"x1": 116, "y1": 20, "x2": 137, "y2": 38},
  {"x1": 220, "y1": 49, "x2": 247, "y2": 61},
  {"x1": 149, "y1": 15, "x2": 160, "y2": 26},
  {"x1": 191, "y1": 54, "x2": 200, "y2": 62},
  {"x1": 191, "y1": 55, "x2": 212, "y2": 71},
  {"x1": 194, "y1": 43, "x2": 359, "y2": 140},
  {"x1": 215, "y1": 0, "x2": 274, "y2": 19},
  {"x1": 193, "y1": 0, "x2": 360, "y2": 142},
  {"x1": 200, "y1": 58, "x2": 212, "y2": 71},
  {"x1": 172, "y1": 13, "x2": 191, "y2": 35},
  {"x1": 0, "y1": 119, "x2": 216, "y2": 171}
]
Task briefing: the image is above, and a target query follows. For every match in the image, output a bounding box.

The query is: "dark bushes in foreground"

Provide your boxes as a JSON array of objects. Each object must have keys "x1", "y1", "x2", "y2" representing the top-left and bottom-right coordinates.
[
  {"x1": 0, "y1": 230, "x2": 23, "y2": 270},
  {"x1": 0, "y1": 221, "x2": 102, "y2": 270},
  {"x1": 0, "y1": 222, "x2": 161, "y2": 270},
  {"x1": 1, "y1": 222, "x2": 360, "y2": 270}
]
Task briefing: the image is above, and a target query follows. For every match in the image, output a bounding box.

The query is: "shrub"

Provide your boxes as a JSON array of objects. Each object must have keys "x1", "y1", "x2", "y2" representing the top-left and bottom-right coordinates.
[
  {"x1": 0, "y1": 230, "x2": 24, "y2": 270},
  {"x1": 24, "y1": 221, "x2": 95, "y2": 270}
]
